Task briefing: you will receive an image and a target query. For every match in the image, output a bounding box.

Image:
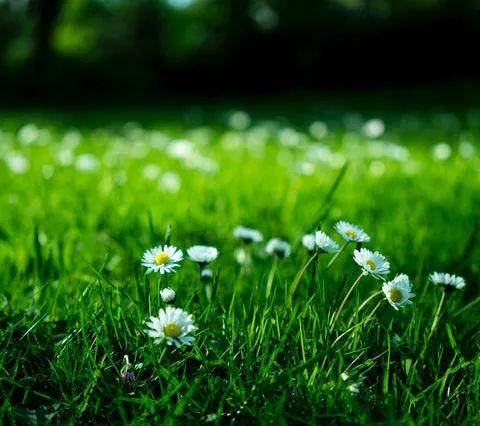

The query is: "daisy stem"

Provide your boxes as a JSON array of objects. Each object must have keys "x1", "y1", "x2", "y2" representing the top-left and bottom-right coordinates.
[
  {"x1": 426, "y1": 289, "x2": 446, "y2": 347},
  {"x1": 347, "y1": 290, "x2": 383, "y2": 328},
  {"x1": 408, "y1": 290, "x2": 446, "y2": 383},
  {"x1": 287, "y1": 252, "x2": 318, "y2": 307},
  {"x1": 364, "y1": 299, "x2": 383, "y2": 324},
  {"x1": 320, "y1": 242, "x2": 349, "y2": 280},
  {"x1": 334, "y1": 299, "x2": 383, "y2": 346},
  {"x1": 265, "y1": 256, "x2": 278, "y2": 300},
  {"x1": 330, "y1": 272, "x2": 364, "y2": 330}
]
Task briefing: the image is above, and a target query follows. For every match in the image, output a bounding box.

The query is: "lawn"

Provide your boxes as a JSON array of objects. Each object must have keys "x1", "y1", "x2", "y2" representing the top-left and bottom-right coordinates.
[{"x1": 1, "y1": 100, "x2": 479, "y2": 424}]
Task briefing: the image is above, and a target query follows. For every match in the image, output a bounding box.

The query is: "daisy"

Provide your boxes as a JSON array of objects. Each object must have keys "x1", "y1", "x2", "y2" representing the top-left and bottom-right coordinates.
[
  {"x1": 233, "y1": 226, "x2": 263, "y2": 244},
  {"x1": 430, "y1": 272, "x2": 466, "y2": 290},
  {"x1": 145, "y1": 306, "x2": 197, "y2": 348},
  {"x1": 121, "y1": 355, "x2": 135, "y2": 382},
  {"x1": 234, "y1": 247, "x2": 250, "y2": 265},
  {"x1": 302, "y1": 233, "x2": 316, "y2": 252},
  {"x1": 266, "y1": 238, "x2": 291, "y2": 258},
  {"x1": 353, "y1": 248, "x2": 390, "y2": 279},
  {"x1": 382, "y1": 274, "x2": 415, "y2": 310},
  {"x1": 315, "y1": 231, "x2": 340, "y2": 253},
  {"x1": 160, "y1": 287, "x2": 176, "y2": 303},
  {"x1": 187, "y1": 245, "x2": 219, "y2": 266},
  {"x1": 348, "y1": 383, "x2": 360, "y2": 395},
  {"x1": 141, "y1": 245, "x2": 183, "y2": 274},
  {"x1": 201, "y1": 268, "x2": 213, "y2": 281},
  {"x1": 335, "y1": 221, "x2": 371, "y2": 243}
]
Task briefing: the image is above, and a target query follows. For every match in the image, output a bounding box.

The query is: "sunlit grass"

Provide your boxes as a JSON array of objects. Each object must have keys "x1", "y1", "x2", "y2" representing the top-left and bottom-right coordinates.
[{"x1": 0, "y1": 106, "x2": 479, "y2": 423}]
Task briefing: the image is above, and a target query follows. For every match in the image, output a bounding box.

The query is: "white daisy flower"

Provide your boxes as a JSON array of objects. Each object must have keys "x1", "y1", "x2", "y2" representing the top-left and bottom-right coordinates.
[
  {"x1": 348, "y1": 383, "x2": 360, "y2": 395},
  {"x1": 430, "y1": 272, "x2": 466, "y2": 290},
  {"x1": 145, "y1": 307, "x2": 197, "y2": 348},
  {"x1": 5, "y1": 152, "x2": 30, "y2": 174},
  {"x1": 315, "y1": 231, "x2": 340, "y2": 253},
  {"x1": 335, "y1": 221, "x2": 371, "y2": 243},
  {"x1": 266, "y1": 238, "x2": 291, "y2": 258},
  {"x1": 234, "y1": 247, "x2": 250, "y2": 266},
  {"x1": 353, "y1": 248, "x2": 390, "y2": 279},
  {"x1": 302, "y1": 233, "x2": 316, "y2": 252},
  {"x1": 382, "y1": 274, "x2": 415, "y2": 310},
  {"x1": 160, "y1": 287, "x2": 176, "y2": 303},
  {"x1": 201, "y1": 268, "x2": 213, "y2": 281},
  {"x1": 141, "y1": 245, "x2": 183, "y2": 274},
  {"x1": 233, "y1": 226, "x2": 263, "y2": 244},
  {"x1": 187, "y1": 245, "x2": 219, "y2": 265}
]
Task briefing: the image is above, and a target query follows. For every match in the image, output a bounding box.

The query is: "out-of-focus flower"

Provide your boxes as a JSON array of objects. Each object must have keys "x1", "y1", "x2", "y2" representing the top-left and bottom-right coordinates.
[
  {"x1": 266, "y1": 238, "x2": 291, "y2": 258},
  {"x1": 430, "y1": 272, "x2": 466, "y2": 290}
]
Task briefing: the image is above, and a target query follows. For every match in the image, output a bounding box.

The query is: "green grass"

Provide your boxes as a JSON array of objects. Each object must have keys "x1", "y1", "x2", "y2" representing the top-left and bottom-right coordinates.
[{"x1": 1, "y1": 103, "x2": 480, "y2": 424}]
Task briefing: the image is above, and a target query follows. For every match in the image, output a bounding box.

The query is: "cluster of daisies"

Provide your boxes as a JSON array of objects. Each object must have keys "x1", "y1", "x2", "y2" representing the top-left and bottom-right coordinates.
[
  {"x1": 142, "y1": 221, "x2": 467, "y2": 348},
  {"x1": 142, "y1": 244, "x2": 219, "y2": 348}
]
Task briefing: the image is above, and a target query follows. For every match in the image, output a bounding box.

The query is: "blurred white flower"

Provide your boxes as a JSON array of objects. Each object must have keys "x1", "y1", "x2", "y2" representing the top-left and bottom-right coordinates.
[
  {"x1": 143, "y1": 164, "x2": 161, "y2": 180},
  {"x1": 186, "y1": 156, "x2": 219, "y2": 174},
  {"x1": 295, "y1": 161, "x2": 315, "y2": 176},
  {"x1": 432, "y1": 143, "x2": 452, "y2": 161},
  {"x1": 130, "y1": 142, "x2": 149, "y2": 159},
  {"x1": 145, "y1": 306, "x2": 197, "y2": 347},
  {"x1": 17, "y1": 123, "x2": 39, "y2": 146},
  {"x1": 278, "y1": 128, "x2": 301, "y2": 147},
  {"x1": 249, "y1": 1, "x2": 279, "y2": 31},
  {"x1": 233, "y1": 226, "x2": 263, "y2": 244},
  {"x1": 5, "y1": 152, "x2": 29, "y2": 174},
  {"x1": 302, "y1": 234, "x2": 316, "y2": 252},
  {"x1": 309, "y1": 121, "x2": 328, "y2": 139},
  {"x1": 159, "y1": 172, "x2": 181, "y2": 193},
  {"x1": 62, "y1": 130, "x2": 82, "y2": 149},
  {"x1": 348, "y1": 383, "x2": 360, "y2": 395},
  {"x1": 187, "y1": 245, "x2": 219, "y2": 265},
  {"x1": 363, "y1": 119, "x2": 385, "y2": 138},
  {"x1": 57, "y1": 149, "x2": 75, "y2": 166},
  {"x1": 42, "y1": 165, "x2": 55, "y2": 180},
  {"x1": 430, "y1": 272, "x2": 466, "y2": 290},
  {"x1": 228, "y1": 111, "x2": 251, "y2": 130},
  {"x1": 75, "y1": 154, "x2": 99, "y2": 172},
  {"x1": 234, "y1": 247, "x2": 250, "y2": 265},
  {"x1": 266, "y1": 238, "x2": 291, "y2": 258},
  {"x1": 167, "y1": 139, "x2": 195, "y2": 160},
  {"x1": 459, "y1": 141, "x2": 475, "y2": 159},
  {"x1": 201, "y1": 268, "x2": 213, "y2": 281}
]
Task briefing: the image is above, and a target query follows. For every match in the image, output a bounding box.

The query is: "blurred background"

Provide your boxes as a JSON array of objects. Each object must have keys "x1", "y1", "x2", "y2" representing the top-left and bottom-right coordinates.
[{"x1": 1, "y1": 0, "x2": 479, "y2": 103}]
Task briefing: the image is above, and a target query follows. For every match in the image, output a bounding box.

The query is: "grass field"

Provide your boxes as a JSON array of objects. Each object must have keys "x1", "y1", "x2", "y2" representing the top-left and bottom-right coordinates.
[{"x1": 1, "y1": 101, "x2": 480, "y2": 424}]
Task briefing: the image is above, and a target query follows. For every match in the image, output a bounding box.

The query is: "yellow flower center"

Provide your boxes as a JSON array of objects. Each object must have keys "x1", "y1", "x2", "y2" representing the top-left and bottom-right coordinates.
[
  {"x1": 346, "y1": 230, "x2": 357, "y2": 239},
  {"x1": 155, "y1": 252, "x2": 170, "y2": 265},
  {"x1": 164, "y1": 323, "x2": 181, "y2": 338},
  {"x1": 366, "y1": 259, "x2": 377, "y2": 270},
  {"x1": 389, "y1": 288, "x2": 403, "y2": 303}
]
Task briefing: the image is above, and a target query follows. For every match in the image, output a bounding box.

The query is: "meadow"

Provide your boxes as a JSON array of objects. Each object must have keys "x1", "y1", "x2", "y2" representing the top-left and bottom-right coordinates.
[{"x1": 0, "y1": 100, "x2": 479, "y2": 424}]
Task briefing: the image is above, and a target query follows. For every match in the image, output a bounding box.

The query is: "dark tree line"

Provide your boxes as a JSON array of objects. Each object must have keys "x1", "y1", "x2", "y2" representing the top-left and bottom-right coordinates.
[{"x1": 0, "y1": 0, "x2": 479, "y2": 102}]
